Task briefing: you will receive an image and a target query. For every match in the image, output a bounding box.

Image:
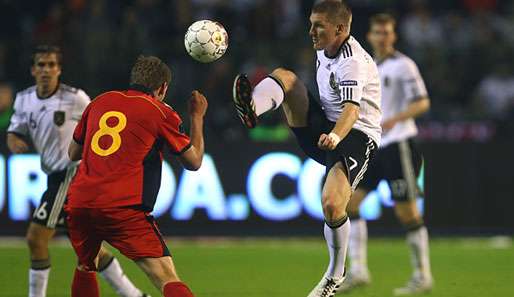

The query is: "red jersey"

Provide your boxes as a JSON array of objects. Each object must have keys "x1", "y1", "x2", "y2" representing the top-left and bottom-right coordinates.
[{"x1": 67, "y1": 86, "x2": 190, "y2": 210}]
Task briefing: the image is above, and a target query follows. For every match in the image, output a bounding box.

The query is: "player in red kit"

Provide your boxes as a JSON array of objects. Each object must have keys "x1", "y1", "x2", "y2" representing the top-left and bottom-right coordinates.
[{"x1": 65, "y1": 55, "x2": 207, "y2": 297}]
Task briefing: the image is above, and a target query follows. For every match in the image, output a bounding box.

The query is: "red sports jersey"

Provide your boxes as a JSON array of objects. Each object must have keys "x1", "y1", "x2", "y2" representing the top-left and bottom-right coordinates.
[{"x1": 66, "y1": 86, "x2": 190, "y2": 210}]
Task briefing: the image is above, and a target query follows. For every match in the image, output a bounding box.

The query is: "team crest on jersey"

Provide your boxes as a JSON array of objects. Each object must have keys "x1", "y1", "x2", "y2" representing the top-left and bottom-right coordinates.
[
  {"x1": 329, "y1": 72, "x2": 338, "y2": 90},
  {"x1": 53, "y1": 111, "x2": 65, "y2": 126}
]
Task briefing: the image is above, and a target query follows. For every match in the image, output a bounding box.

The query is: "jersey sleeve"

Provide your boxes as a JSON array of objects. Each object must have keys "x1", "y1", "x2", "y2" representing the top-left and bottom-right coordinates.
[
  {"x1": 159, "y1": 108, "x2": 191, "y2": 155},
  {"x1": 72, "y1": 103, "x2": 92, "y2": 145},
  {"x1": 400, "y1": 59, "x2": 428, "y2": 102},
  {"x1": 336, "y1": 58, "x2": 367, "y2": 106},
  {"x1": 7, "y1": 93, "x2": 29, "y2": 136},
  {"x1": 71, "y1": 89, "x2": 91, "y2": 121}
]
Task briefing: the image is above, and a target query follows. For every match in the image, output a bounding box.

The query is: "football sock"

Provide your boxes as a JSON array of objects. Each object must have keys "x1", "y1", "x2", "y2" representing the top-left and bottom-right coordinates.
[
  {"x1": 29, "y1": 259, "x2": 51, "y2": 297},
  {"x1": 252, "y1": 76, "x2": 285, "y2": 116},
  {"x1": 348, "y1": 215, "x2": 369, "y2": 274},
  {"x1": 406, "y1": 223, "x2": 432, "y2": 280},
  {"x1": 72, "y1": 268, "x2": 99, "y2": 297},
  {"x1": 324, "y1": 216, "x2": 350, "y2": 279},
  {"x1": 163, "y1": 281, "x2": 194, "y2": 297},
  {"x1": 99, "y1": 256, "x2": 143, "y2": 297}
]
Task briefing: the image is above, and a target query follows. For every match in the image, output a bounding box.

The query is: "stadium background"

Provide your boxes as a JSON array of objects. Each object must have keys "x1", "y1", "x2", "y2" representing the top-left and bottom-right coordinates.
[{"x1": 0, "y1": 1, "x2": 513, "y2": 296}]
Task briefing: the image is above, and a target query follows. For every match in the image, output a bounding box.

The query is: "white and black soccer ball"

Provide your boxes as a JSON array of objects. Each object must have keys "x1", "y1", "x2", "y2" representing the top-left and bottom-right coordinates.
[{"x1": 184, "y1": 20, "x2": 228, "y2": 63}]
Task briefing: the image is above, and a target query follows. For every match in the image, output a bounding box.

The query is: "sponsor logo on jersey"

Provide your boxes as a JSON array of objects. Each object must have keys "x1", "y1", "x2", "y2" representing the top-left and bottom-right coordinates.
[{"x1": 339, "y1": 80, "x2": 358, "y2": 86}]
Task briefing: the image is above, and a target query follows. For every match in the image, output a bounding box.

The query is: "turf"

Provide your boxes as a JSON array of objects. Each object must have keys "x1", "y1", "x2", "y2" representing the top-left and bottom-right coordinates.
[{"x1": 0, "y1": 238, "x2": 512, "y2": 297}]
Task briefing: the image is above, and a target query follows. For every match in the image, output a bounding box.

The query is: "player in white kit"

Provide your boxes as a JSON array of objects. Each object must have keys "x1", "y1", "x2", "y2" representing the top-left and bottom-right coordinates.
[
  {"x1": 340, "y1": 14, "x2": 433, "y2": 295},
  {"x1": 231, "y1": 2, "x2": 381, "y2": 296},
  {"x1": 7, "y1": 45, "x2": 149, "y2": 297}
]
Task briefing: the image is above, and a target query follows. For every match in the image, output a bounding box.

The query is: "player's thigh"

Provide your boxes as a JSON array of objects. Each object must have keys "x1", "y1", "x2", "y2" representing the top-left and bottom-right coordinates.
[
  {"x1": 102, "y1": 209, "x2": 171, "y2": 262},
  {"x1": 136, "y1": 256, "x2": 180, "y2": 289},
  {"x1": 394, "y1": 200, "x2": 422, "y2": 224},
  {"x1": 66, "y1": 208, "x2": 103, "y2": 271},
  {"x1": 322, "y1": 161, "x2": 352, "y2": 220},
  {"x1": 347, "y1": 188, "x2": 369, "y2": 213},
  {"x1": 270, "y1": 67, "x2": 309, "y2": 127}
]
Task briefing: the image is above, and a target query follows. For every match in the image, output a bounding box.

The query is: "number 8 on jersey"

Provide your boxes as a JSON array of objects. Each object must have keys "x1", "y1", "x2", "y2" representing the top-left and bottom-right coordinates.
[{"x1": 91, "y1": 111, "x2": 127, "y2": 156}]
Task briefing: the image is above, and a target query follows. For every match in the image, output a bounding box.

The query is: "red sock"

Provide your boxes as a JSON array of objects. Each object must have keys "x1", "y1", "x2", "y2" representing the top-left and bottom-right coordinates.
[
  {"x1": 163, "y1": 281, "x2": 194, "y2": 297},
  {"x1": 71, "y1": 268, "x2": 99, "y2": 297}
]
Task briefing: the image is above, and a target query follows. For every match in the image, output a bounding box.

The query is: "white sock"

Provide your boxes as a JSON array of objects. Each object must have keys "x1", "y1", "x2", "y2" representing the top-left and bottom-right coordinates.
[
  {"x1": 406, "y1": 226, "x2": 432, "y2": 281},
  {"x1": 252, "y1": 77, "x2": 284, "y2": 116},
  {"x1": 348, "y1": 218, "x2": 368, "y2": 275},
  {"x1": 99, "y1": 257, "x2": 142, "y2": 297},
  {"x1": 324, "y1": 219, "x2": 351, "y2": 279},
  {"x1": 29, "y1": 268, "x2": 50, "y2": 297}
]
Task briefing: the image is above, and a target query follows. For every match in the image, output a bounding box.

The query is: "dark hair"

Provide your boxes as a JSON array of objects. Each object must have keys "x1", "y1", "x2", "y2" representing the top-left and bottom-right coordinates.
[
  {"x1": 32, "y1": 45, "x2": 62, "y2": 65},
  {"x1": 369, "y1": 13, "x2": 397, "y2": 29},
  {"x1": 312, "y1": 0, "x2": 352, "y2": 29},
  {"x1": 130, "y1": 55, "x2": 172, "y2": 91}
]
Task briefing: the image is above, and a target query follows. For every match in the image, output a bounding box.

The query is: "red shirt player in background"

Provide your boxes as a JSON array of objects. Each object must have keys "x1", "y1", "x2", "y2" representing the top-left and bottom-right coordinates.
[{"x1": 65, "y1": 55, "x2": 207, "y2": 297}]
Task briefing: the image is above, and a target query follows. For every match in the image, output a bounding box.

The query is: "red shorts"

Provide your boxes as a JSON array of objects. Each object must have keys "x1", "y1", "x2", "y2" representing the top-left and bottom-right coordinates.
[{"x1": 66, "y1": 207, "x2": 170, "y2": 271}]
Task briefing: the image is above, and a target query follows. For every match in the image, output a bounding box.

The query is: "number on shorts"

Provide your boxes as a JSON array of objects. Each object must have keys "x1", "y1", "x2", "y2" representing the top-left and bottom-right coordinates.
[
  {"x1": 91, "y1": 111, "x2": 127, "y2": 156},
  {"x1": 34, "y1": 201, "x2": 48, "y2": 220}
]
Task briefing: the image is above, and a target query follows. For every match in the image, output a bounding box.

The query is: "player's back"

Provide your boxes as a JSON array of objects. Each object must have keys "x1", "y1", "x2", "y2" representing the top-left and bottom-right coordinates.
[{"x1": 67, "y1": 88, "x2": 190, "y2": 210}]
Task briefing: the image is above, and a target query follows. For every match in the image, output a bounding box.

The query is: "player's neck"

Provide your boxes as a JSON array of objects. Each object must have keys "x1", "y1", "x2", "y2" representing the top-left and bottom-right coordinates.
[
  {"x1": 325, "y1": 34, "x2": 350, "y2": 58},
  {"x1": 37, "y1": 81, "x2": 59, "y2": 99},
  {"x1": 374, "y1": 47, "x2": 396, "y2": 63}
]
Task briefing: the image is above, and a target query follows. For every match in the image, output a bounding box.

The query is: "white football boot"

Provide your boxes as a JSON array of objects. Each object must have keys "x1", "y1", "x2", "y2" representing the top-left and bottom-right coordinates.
[
  {"x1": 337, "y1": 269, "x2": 371, "y2": 293},
  {"x1": 307, "y1": 274, "x2": 345, "y2": 297},
  {"x1": 393, "y1": 275, "x2": 433, "y2": 295}
]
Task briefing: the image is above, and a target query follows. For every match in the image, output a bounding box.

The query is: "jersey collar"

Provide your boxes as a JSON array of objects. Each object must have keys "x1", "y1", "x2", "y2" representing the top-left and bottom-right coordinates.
[
  {"x1": 324, "y1": 35, "x2": 351, "y2": 59},
  {"x1": 128, "y1": 84, "x2": 154, "y2": 97},
  {"x1": 36, "y1": 82, "x2": 60, "y2": 100}
]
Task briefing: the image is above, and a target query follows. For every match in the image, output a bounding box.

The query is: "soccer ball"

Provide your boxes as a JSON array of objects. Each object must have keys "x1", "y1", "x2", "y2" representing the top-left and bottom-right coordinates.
[{"x1": 184, "y1": 20, "x2": 228, "y2": 63}]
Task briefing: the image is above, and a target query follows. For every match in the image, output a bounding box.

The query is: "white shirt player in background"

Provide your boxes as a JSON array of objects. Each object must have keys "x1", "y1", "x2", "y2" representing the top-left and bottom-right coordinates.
[
  {"x1": 341, "y1": 14, "x2": 433, "y2": 295},
  {"x1": 6, "y1": 46, "x2": 149, "y2": 297},
  {"x1": 232, "y1": 1, "x2": 381, "y2": 296}
]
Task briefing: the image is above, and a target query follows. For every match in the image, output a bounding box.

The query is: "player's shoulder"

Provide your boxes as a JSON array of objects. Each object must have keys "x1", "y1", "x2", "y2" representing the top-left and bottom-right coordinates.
[
  {"x1": 16, "y1": 85, "x2": 36, "y2": 98},
  {"x1": 60, "y1": 83, "x2": 90, "y2": 101},
  {"x1": 393, "y1": 51, "x2": 420, "y2": 71}
]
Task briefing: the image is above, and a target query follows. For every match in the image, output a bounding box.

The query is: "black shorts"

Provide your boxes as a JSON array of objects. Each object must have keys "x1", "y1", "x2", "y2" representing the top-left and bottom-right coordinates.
[
  {"x1": 359, "y1": 139, "x2": 423, "y2": 201},
  {"x1": 290, "y1": 93, "x2": 377, "y2": 191},
  {"x1": 32, "y1": 166, "x2": 78, "y2": 228}
]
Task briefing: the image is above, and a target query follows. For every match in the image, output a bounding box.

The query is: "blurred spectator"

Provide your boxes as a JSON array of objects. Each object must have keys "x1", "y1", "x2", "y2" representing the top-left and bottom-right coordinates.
[
  {"x1": 0, "y1": 82, "x2": 13, "y2": 131},
  {"x1": 475, "y1": 63, "x2": 514, "y2": 120}
]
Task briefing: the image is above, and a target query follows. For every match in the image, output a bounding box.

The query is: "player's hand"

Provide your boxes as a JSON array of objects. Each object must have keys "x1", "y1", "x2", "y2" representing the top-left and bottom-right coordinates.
[
  {"x1": 381, "y1": 118, "x2": 397, "y2": 132},
  {"x1": 188, "y1": 90, "x2": 208, "y2": 118},
  {"x1": 7, "y1": 134, "x2": 29, "y2": 154},
  {"x1": 318, "y1": 133, "x2": 339, "y2": 151}
]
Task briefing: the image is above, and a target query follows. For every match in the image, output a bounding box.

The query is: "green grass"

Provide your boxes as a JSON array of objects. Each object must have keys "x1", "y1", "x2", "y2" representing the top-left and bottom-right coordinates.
[{"x1": 0, "y1": 238, "x2": 513, "y2": 297}]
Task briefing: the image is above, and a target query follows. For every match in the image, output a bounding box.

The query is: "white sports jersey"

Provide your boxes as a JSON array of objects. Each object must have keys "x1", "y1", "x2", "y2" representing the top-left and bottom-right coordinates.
[
  {"x1": 8, "y1": 84, "x2": 90, "y2": 173},
  {"x1": 316, "y1": 36, "x2": 382, "y2": 146},
  {"x1": 378, "y1": 51, "x2": 428, "y2": 147}
]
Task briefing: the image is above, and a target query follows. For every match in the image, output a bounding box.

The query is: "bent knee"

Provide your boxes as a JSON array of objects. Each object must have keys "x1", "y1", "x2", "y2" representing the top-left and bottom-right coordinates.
[
  {"x1": 322, "y1": 196, "x2": 346, "y2": 222},
  {"x1": 271, "y1": 68, "x2": 298, "y2": 89}
]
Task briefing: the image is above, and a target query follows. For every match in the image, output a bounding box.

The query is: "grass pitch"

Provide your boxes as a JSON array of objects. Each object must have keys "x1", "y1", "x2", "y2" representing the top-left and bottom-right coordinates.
[{"x1": 0, "y1": 237, "x2": 512, "y2": 297}]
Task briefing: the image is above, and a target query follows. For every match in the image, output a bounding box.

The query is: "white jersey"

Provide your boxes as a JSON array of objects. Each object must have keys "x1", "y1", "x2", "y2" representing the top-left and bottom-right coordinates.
[
  {"x1": 8, "y1": 84, "x2": 90, "y2": 174},
  {"x1": 316, "y1": 36, "x2": 382, "y2": 146},
  {"x1": 378, "y1": 51, "x2": 428, "y2": 147}
]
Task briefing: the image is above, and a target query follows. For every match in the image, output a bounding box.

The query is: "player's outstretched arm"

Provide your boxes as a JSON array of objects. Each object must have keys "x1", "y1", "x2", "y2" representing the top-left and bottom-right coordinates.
[
  {"x1": 178, "y1": 90, "x2": 208, "y2": 171},
  {"x1": 68, "y1": 139, "x2": 83, "y2": 161},
  {"x1": 318, "y1": 103, "x2": 360, "y2": 151},
  {"x1": 6, "y1": 133, "x2": 29, "y2": 154}
]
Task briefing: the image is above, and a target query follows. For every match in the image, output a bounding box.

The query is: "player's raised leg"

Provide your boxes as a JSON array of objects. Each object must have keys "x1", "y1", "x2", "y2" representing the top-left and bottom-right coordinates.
[
  {"x1": 308, "y1": 162, "x2": 352, "y2": 297},
  {"x1": 98, "y1": 245, "x2": 148, "y2": 297},
  {"x1": 26, "y1": 223, "x2": 55, "y2": 297},
  {"x1": 136, "y1": 257, "x2": 193, "y2": 297},
  {"x1": 338, "y1": 188, "x2": 371, "y2": 292},
  {"x1": 393, "y1": 200, "x2": 433, "y2": 295},
  {"x1": 232, "y1": 67, "x2": 309, "y2": 128}
]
